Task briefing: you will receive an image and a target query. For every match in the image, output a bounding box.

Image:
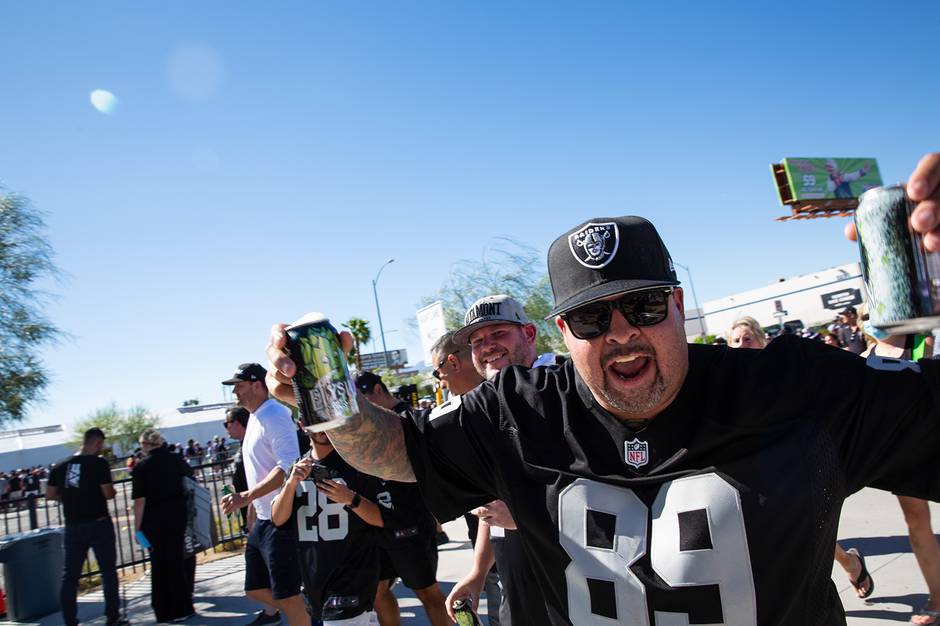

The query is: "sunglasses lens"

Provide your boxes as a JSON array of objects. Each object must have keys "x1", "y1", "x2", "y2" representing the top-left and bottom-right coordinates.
[
  {"x1": 565, "y1": 303, "x2": 611, "y2": 339},
  {"x1": 565, "y1": 289, "x2": 671, "y2": 338},
  {"x1": 623, "y1": 290, "x2": 669, "y2": 327}
]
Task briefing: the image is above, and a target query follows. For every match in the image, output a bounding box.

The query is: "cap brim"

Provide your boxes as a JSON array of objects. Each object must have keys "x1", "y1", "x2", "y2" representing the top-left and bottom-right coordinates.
[
  {"x1": 453, "y1": 319, "x2": 524, "y2": 345},
  {"x1": 546, "y1": 278, "x2": 680, "y2": 318},
  {"x1": 220, "y1": 377, "x2": 243, "y2": 385}
]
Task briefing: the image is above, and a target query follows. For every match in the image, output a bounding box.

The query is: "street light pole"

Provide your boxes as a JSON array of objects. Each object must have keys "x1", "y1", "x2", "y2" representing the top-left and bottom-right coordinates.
[
  {"x1": 674, "y1": 262, "x2": 707, "y2": 340},
  {"x1": 372, "y1": 258, "x2": 395, "y2": 368}
]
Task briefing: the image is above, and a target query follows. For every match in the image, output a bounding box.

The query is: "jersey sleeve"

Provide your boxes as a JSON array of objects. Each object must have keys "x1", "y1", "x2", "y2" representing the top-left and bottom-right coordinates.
[
  {"x1": 348, "y1": 471, "x2": 386, "y2": 505},
  {"x1": 402, "y1": 386, "x2": 502, "y2": 522},
  {"x1": 792, "y1": 338, "x2": 940, "y2": 497}
]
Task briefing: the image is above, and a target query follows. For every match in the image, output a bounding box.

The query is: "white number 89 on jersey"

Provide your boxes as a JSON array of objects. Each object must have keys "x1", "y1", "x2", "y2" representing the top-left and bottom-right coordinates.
[{"x1": 559, "y1": 473, "x2": 757, "y2": 625}]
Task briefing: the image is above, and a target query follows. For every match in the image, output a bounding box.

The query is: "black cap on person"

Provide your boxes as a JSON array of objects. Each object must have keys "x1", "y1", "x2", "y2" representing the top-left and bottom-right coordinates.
[
  {"x1": 547, "y1": 216, "x2": 679, "y2": 317},
  {"x1": 221, "y1": 363, "x2": 268, "y2": 385}
]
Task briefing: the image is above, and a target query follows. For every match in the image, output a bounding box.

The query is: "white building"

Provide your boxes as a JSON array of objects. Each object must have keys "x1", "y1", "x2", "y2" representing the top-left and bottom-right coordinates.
[
  {"x1": 684, "y1": 262, "x2": 864, "y2": 340},
  {"x1": 0, "y1": 402, "x2": 236, "y2": 471}
]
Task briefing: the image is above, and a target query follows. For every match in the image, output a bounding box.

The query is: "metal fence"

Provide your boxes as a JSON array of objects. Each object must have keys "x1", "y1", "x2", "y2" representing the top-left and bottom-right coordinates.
[{"x1": 0, "y1": 458, "x2": 245, "y2": 578}]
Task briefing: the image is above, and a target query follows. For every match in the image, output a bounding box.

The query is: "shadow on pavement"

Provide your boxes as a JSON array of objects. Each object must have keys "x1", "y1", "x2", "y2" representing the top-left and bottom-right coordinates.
[
  {"x1": 837, "y1": 535, "x2": 940, "y2": 557},
  {"x1": 845, "y1": 592, "x2": 926, "y2": 622}
]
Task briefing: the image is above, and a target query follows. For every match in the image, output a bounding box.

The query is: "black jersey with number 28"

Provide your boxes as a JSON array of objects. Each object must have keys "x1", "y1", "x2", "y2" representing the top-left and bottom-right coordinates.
[
  {"x1": 283, "y1": 450, "x2": 384, "y2": 621},
  {"x1": 403, "y1": 335, "x2": 940, "y2": 626}
]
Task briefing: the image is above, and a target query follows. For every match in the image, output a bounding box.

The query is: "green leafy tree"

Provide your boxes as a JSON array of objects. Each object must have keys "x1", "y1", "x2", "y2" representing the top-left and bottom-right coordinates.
[
  {"x1": 70, "y1": 404, "x2": 160, "y2": 456},
  {"x1": 181, "y1": 398, "x2": 200, "y2": 407},
  {"x1": 417, "y1": 238, "x2": 566, "y2": 355},
  {"x1": 342, "y1": 317, "x2": 372, "y2": 370},
  {"x1": 0, "y1": 189, "x2": 61, "y2": 424}
]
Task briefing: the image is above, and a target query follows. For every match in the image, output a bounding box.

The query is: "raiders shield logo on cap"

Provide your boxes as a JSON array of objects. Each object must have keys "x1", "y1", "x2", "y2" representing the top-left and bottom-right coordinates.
[
  {"x1": 624, "y1": 438, "x2": 649, "y2": 469},
  {"x1": 568, "y1": 222, "x2": 619, "y2": 269}
]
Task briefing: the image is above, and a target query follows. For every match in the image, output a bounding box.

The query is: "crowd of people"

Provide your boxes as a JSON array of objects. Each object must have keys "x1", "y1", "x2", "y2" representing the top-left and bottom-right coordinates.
[
  {"x1": 125, "y1": 436, "x2": 231, "y2": 473},
  {"x1": 43, "y1": 153, "x2": 940, "y2": 625},
  {"x1": 0, "y1": 466, "x2": 47, "y2": 507}
]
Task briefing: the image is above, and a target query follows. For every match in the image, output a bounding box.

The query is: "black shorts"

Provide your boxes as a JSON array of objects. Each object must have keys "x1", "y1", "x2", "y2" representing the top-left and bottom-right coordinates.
[
  {"x1": 244, "y1": 519, "x2": 302, "y2": 600},
  {"x1": 378, "y1": 526, "x2": 438, "y2": 590}
]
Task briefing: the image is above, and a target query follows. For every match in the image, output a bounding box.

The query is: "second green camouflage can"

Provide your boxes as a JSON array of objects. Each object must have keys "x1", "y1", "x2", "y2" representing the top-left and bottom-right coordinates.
[
  {"x1": 854, "y1": 185, "x2": 940, "y2": 333},
  {"x1": 285, "y1": 313, "x2": 359, "y2": 432}
]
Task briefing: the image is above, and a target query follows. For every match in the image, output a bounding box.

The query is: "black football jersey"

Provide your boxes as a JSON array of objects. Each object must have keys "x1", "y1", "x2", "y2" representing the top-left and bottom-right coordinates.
[
  {"x1": 403, "y1": 335, "x2": 940, "y2": 625},
  {"x1": 376, "y1": 402, "x2": 437, "y2": 540},
  {"x1": 284, "y1": 450, "x2": 383, "y2": 620}
]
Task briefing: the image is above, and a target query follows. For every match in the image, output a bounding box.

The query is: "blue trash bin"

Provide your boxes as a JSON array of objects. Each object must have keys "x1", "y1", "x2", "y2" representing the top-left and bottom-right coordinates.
[{"x1": 0, "y1": 527, "x2": 64, "y2": 621}]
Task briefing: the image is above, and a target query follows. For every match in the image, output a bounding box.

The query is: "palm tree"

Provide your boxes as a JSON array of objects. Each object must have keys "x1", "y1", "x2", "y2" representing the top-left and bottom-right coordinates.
[{"x1": 342, "y1": 318, "x2": 372, "y2": 370}]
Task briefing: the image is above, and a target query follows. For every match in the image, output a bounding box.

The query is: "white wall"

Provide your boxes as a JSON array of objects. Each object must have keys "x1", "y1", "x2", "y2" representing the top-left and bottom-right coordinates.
[{"x1": 685, "y1": 262, "x2": 864, "y2": 340}]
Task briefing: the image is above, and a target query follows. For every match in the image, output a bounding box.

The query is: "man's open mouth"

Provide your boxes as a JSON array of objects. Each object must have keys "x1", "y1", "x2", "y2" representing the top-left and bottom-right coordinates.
[{"x1": 607, "y1": 354, "x2": 652, "y2": 381}]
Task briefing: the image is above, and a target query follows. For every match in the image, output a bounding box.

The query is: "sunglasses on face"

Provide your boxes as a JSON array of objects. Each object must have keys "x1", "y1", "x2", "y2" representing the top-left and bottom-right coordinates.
[
  {"x1": 432, "y1": 352, "x2": 459, "y2": 380},
  {"x1": 562, "y1": 288, "x2": 673, "y2": 340}
]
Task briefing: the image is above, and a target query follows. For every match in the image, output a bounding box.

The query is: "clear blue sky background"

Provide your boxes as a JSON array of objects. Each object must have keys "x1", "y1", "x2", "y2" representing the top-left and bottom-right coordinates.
[{"x1": 2, "y1": 2, "x2": 939, "y2": 429}]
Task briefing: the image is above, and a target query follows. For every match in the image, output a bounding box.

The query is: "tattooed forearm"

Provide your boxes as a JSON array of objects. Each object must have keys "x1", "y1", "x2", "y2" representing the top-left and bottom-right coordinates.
[{"x1": 326, "y1": 397, "x2": 416, "y2": 482}]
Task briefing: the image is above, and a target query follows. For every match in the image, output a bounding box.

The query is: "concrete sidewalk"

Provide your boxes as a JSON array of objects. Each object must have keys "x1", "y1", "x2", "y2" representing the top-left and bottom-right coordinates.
[{"x1": 11, "y1": 488, "x2": 940, "y2": 625}]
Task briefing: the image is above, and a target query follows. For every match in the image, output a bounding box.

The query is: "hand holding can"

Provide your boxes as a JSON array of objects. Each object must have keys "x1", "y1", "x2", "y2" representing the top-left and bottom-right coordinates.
[{"x1": 283, "y1": 313, "x2": 359, "y2": 432}]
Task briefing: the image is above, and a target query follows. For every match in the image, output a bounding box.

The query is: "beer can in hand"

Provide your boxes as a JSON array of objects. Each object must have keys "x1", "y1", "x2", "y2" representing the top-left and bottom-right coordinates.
[
  {"x1": 854, "y1": 185, "x2": 940, "y2": 333},
  {"x1": 285, "y1": 313, "x2": 359, "y2": 432},
  {"x1": 452, "y1": 598, "x2": 482, "y2": 626}
]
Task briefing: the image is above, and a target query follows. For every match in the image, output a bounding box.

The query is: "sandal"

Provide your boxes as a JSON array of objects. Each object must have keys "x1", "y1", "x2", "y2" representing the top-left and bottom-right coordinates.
[
  {"x1": 912, "y1": 607, "x2": 940, "y2": 625},
  {"x1": 846, "y1": 548, "x2": 874, "y2": 599}
]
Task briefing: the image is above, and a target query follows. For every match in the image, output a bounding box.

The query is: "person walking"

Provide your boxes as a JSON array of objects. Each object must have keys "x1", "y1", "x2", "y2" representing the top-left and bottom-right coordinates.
[
  {"x1": 132, "y1": 428, "x2": 196, "y2": 623},
  {"x1": 47, "y1": 428, "x2": 129, "y2": 626},
  {"x1": 220, "y1": 363, "x2": 306, "y2": 626}
]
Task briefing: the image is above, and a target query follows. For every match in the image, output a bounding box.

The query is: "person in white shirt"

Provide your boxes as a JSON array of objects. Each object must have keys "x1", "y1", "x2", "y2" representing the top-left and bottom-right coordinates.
[{"x1": 220, "y1": 363, "x2": 305, "y2": 626}]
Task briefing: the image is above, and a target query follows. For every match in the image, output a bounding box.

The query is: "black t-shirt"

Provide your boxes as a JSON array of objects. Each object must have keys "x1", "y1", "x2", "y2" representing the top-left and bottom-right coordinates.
[
  {"x1": 280, "y1": 450, "x2": 384, "y2": 620},
  {"x1": 131, "y1": 446, "x2": 195, "y2": 534},
  {"x1": 403, "y1": 335, "x2": 940, "y2": 626},
  {"x1": 837, "y1": 324, "x2": 866, "y2": 354},
  {"x1": 48, "y1": 455, "x2": 112, "y2": 524},
  {"x1": 232, "y1": 448, "x2": 248, "y2": 493},
  {"x1": 375, "y1": 402, "x2": 437, "y2": 538}
]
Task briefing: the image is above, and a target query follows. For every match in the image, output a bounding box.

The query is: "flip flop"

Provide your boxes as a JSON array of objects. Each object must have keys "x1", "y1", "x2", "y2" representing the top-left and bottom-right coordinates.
[
  {"x1": 847, "y1": 548, "x2": 875, "y2": 599},
  {"x1": 912, "y1": 607, "x2": 940, "y2": 625}
]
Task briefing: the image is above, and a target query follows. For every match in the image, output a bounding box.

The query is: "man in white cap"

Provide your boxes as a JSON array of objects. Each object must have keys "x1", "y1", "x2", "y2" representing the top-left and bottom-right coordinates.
[
  {"x1": 453, "y1": 294, "x2": 557, "y2": 382},
  {"x1": 448, "y1": 294, "x2": 558, "y2": 624}
]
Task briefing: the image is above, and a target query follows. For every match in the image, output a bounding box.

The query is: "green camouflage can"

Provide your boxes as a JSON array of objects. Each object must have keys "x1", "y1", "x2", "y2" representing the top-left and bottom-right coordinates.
[
  {"x1": 854, "y1": 185, "x2": 940, "y2": 333},
  {"x1": 285, "y1": 313, "x2": 358, "y2": 432}
]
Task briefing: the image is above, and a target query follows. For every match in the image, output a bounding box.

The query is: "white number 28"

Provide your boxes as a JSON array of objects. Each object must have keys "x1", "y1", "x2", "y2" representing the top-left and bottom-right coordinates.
[
  {"x1": 296, "y1": 479, "x2": 349, "y2": 542},
  {"x1": 558, "y1": 474, "x2": 756, "y2": 625}
]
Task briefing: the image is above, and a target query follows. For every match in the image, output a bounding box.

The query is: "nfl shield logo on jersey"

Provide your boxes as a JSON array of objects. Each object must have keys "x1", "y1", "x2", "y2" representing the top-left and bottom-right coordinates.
[
  {"x1": 568, "y1": 222, "x2": 620, "y2": 269},
  {"x1": 624, "y1": 438, "x2": 649, "y2": 469}
]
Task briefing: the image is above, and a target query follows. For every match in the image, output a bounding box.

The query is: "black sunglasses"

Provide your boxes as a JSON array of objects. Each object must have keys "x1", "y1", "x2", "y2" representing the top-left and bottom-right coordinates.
[
  {"x1": 432, "y1": 351, "x2": 461, "y2": 380},
  {"x1": 562, "y1": 288, "x2": 673, "y2": 340},
  {"x1": 223, "y1": 420, "x2": 235, "y2": 428}
]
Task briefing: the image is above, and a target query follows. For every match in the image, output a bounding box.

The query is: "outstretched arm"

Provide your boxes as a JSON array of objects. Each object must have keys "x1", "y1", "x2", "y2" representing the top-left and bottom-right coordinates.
[{"x1": 266, "y1": 323, "x2": 416, "y2": 482}]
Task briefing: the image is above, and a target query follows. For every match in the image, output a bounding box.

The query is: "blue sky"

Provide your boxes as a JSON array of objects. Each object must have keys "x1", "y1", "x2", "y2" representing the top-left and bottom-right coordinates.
[{"x1": 2, "y1": 2, "x2": 939, "y2": 429}]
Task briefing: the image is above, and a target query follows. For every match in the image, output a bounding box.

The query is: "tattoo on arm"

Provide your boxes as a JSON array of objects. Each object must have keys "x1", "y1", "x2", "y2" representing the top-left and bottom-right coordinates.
[{"x1": 326, "y1": 397, "x2": 416, "y2": 482}]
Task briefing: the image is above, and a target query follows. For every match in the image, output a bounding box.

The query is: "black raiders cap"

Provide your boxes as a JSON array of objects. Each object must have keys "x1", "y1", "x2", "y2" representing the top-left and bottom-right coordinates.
[
  {"x1": 221, "y1": 363, "x2": 268, "y2": 385},
  {"x1": 547, "y1": 216, "x2": 679, "y2": 317}
]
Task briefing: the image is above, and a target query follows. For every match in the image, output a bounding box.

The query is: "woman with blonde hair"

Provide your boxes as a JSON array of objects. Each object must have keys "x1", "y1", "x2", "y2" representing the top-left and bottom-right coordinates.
[
  {"x1": 132, "y1": 428, "x2": 197, "y2": 622},
  {"x1": 728, "y1": 316, "x2": 768, "y2": 349}
]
